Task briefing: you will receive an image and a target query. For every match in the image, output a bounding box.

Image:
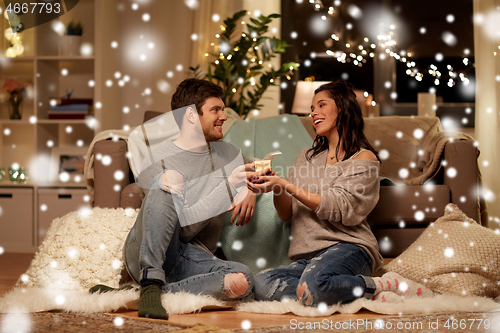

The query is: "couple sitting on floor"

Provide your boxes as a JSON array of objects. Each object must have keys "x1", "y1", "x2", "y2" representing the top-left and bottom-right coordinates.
[{"x1": 90, "y1": 78, "x2": 433, "y2": 320}]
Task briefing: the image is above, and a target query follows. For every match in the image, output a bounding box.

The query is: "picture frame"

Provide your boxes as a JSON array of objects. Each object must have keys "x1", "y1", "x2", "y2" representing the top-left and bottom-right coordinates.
[{"x1": 49, "y1": 147, "x2": 88, "y2": 182}]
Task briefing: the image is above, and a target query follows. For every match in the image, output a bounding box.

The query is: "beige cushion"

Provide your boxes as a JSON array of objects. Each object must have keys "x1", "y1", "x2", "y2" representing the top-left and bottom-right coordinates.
[{"x1": 384, "y1": 204, "x2": 500, "y2": 297}]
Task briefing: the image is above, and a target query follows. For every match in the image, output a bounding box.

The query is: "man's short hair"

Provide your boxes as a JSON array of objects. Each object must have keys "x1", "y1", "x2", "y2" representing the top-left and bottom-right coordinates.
[{"x1": 171, "y1": 78, "x2": 224, "y2": 127}]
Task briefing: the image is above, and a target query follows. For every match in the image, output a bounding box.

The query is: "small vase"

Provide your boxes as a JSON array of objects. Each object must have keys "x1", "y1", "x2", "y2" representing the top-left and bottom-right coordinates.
[{"x1": 8, "y1": 91, "x2": 23, "y2": 120}]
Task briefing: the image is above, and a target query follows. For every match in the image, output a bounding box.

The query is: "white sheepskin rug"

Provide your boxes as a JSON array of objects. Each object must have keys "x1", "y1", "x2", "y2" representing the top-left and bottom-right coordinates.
[
  {"x1": 1, "y1": 207, "x2": 500, "y2": 316},
  {"x1": 237, "y1": 295, "x2": 500, "y2": 317},
  {"x1": 2, "y1": 287, "x2": 500, "y2": 317}
]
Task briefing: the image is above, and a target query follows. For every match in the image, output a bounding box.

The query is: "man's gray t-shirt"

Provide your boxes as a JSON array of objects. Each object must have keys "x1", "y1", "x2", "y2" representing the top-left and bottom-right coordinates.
[{"x1": 138, "y1": 140, "x2": 243, "y2": 253}]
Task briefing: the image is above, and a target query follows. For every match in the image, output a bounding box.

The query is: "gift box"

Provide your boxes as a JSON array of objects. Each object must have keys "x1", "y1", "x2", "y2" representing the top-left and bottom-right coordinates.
[{"x1": 253, "y1": 151, "x2": 282, "y2": 172}]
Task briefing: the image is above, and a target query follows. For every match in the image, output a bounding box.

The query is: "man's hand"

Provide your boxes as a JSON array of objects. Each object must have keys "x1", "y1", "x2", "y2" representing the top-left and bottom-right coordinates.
[
  {"x1": 228, "y1": 163, "x2": 270, "y2": 188},
  {"x1": 228, "y1": 163, "x2": 254, "y2": 188},
  {"x1": 227, "y1": 187, "x2": 256, "y2": 226},
  {"x1": 159, "y1": 170, "x2": 184, "y2": 195}
]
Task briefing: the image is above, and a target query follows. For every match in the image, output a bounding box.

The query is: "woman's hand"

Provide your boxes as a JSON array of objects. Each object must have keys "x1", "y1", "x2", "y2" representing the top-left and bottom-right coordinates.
[
  {"x1": 248, "y1": 171, "x2": 293, "y2": 221},
  {"x1": 247, "y1": 171, "x2": 285, "y2": 194}
]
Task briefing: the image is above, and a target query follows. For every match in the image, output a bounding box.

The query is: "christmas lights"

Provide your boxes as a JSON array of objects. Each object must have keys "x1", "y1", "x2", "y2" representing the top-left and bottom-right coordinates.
[{"x1": 306, "y1": 1, "x2": 473, "y2": 87}]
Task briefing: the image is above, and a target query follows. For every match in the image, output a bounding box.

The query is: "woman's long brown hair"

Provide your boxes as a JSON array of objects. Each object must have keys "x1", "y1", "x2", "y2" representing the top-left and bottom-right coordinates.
[{"x1": 306, "y1": 80, "x2": 379, "y2": 162}]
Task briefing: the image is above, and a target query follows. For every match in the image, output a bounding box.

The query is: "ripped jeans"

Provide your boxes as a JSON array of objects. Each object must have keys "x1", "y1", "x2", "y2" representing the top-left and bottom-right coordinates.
[
  {"x1": 254, "y1": 243, "x2": 376, "y2": 306},
  {"x1": 124, "y1": 185, "x2": 254, "y2": 301}
]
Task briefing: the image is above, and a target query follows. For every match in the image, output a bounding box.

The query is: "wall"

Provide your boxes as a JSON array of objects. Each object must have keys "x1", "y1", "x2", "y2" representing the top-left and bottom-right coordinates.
[
  {"x1": 117, "y1": 0, "x2": 197, "y2": 128},
  {"x1": 242, "y1": 0, "x2": 282, "y2": 119},
  {"x1": 473, "y1": 0, "x2": 500, "y2": 230}
]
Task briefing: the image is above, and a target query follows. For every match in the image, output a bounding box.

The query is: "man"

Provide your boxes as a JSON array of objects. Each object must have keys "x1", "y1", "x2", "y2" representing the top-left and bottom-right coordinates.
[{"x1": 91, "y1": 79, "x2": 262, "y2": 320}]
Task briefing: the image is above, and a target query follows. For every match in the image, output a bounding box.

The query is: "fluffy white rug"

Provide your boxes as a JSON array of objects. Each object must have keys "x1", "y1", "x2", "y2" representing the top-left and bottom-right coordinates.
[
  {"x1": 0, "y1": 288, "x2": 230, "y2": 315},
  {"x1": 1, "y1": 287, "x2": 500, "y2": 317},
  {"x1": 237, "y1": 295, "x2": 500, "y2": 317}
]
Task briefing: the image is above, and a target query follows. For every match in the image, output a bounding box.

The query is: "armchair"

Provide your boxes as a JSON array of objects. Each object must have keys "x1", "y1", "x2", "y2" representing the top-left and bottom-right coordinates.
[{"x1": 91, "y1": 113, "x2": 482, "y2": 258}]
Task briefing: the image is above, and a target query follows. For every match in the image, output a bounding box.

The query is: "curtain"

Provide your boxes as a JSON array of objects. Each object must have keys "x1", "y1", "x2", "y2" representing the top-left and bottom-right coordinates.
[
  {"x1": 190, "y1": 0, "x2": 244, "y2": 73},
  {"x1": 473, "y1": 0, "x2": 500, "y2": 227},
  {"x1": 191, "y1": 0, "x2": 282, "y2": 119}
]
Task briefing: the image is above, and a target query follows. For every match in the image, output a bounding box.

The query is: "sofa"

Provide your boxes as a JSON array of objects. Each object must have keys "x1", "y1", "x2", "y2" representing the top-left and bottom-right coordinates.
[{"x1": 90, "y1": 112, "x2": 483, "y2": 258}]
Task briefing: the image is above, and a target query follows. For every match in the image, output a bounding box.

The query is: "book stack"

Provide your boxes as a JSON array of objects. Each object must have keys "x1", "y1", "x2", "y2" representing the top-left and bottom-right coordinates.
[{"x1": 48, "y1": 98, "x2": 93, "y2": 119}]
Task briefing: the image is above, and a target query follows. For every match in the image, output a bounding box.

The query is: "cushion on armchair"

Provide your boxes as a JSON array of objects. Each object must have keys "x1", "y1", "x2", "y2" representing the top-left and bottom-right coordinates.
[{"x1": 219, "y1": 114, "x2": 313, "y2": 273}]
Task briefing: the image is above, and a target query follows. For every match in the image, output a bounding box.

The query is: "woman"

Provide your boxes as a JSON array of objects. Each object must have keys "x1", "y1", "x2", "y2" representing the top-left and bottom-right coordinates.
[{"x1": 249, "y1": 80, "x2": 433, "y2": 306}]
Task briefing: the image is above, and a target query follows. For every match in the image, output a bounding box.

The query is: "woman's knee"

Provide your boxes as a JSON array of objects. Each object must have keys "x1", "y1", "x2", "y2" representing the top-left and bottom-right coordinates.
[{"x1": 297, "y1": 282, "x2": 315, "y2": 306}]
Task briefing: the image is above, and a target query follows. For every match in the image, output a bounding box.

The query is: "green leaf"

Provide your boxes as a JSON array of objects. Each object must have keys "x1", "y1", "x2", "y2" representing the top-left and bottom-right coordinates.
[
  {"x1": 256, "y1": 37, "x2": 268, "y2": 45},
  {"x1": 250, "y1": 18, "x2": 260, "y2": 26}
]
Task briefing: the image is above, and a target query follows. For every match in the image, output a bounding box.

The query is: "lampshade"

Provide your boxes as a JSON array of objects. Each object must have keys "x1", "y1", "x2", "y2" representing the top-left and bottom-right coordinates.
[
  {"x1": 417, "y1": 92, "x2": 436, "y2": 117},
  {"x1": 291, "y1": 81, "x2": 375, "y2": 116},
  {"x1": 291, "y1": 81, "x2": 329, "y2": 114}
]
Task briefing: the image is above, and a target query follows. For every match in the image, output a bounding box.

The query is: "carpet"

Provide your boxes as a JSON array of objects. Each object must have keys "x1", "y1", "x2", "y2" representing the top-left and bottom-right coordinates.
[
  {"x1": 0, "y1": 312, "x2": 184, "y2": 333},
  {"x1": 2, "y1": 310, "x2": 500, "y2": 333}
]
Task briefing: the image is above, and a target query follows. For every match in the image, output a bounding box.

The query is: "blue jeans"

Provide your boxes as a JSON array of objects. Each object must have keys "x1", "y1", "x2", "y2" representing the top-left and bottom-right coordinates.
[
  {"x1": 254, "y1": 243, "x2": 376, "y2": 306},
  {"x1": 124, "y1": 184, "x2": 254, "y2": 301}
]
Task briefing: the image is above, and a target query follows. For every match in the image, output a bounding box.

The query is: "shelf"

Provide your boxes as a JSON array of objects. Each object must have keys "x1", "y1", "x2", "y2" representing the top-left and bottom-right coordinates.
[
  {"x1": 0, "y1": 180, "x2": 35, "y2": 188},
  {"x1": 37, "y1": 119, "x2": 90, "y2": 124},
  {"x1": 0, "y1": 119, "x2": 34, "y2": 125},
  {"x1": 0, "y1": 0, "x2": 128, "y2": 253},
  {"x1": 3, "y1": 56, "x2": 35, "y2": 61},
  {"x1": 36, "y1": 182, "x2": 88, "y2": 188},
  {"x1": 36, "y1": 56, "x2": 95, "y2": 61}
]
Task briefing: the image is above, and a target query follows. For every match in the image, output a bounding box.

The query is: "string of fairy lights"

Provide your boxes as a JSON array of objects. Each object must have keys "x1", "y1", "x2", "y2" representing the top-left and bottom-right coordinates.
[{"x1": 307, "y1": 0, "x2": 472, "y2": 88}]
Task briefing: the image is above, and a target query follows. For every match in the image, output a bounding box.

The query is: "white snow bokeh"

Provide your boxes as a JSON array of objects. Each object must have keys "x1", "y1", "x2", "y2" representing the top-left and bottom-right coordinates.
[
  {"x1": 379, "y1": 236, "x2": 392, "y2": 253},
  {"x1": 256, "y1": 257, "x2": 267, "y2": 269},
  {"x1": 184, "y1": 0, "x2": 198, "y2": 10},
  {"x1": 309, "y1": 15, "x2": 331, "y2": 37},
  {"x1": 114, "y1": 317, "x2": 125, "y2": 327},
  {"x1": 414, "y1": 211, "x2": 425, "y2": 221},
  {"x1": 352, "y1": 286, "x2": 363, "y2": 297},
  {"x1": 241, "y1": 320, "x2": 252, "y2": 330},
  {"x1": 0, "y1": 312, "x2": 32, "y2": 333},
  {"x1": 478, "y1": 9, "x2": 500, "y2": 41},
  {"x1": 232, "y1": 240, "x2": 243, "y2": 251},
  {"x1": 442, "y1": 31, "x2": 457, "y2": 46},
  {"x1": 347, "y1": 4, "x2": 363, "y2": 19},
  {"x1": 378, "y1": 149, "x2": 389, "y2": 160},
  {"x1": 444, "y1": 247, "x2": 455, "y2": 258}
]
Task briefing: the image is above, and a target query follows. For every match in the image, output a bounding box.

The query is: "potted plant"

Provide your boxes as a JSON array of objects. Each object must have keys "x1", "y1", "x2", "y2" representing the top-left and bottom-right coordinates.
[
  {"x1": 190, "y1": 10, "x2": 299, "y2": 119},
  {"x1": 59, "y1": 21, "x2": 84, "y2": 56}
]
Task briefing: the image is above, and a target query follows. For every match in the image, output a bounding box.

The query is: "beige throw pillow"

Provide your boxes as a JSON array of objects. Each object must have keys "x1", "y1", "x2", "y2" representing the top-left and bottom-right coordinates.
[{"x1": 385, "y1": 204, "x2": 500, "y2": 297}]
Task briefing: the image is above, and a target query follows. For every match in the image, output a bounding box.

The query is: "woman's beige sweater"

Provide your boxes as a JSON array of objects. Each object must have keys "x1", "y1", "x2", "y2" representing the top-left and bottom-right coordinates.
[{"x1": 285, "y1": 148, "x2": 384, "y2": 272}]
